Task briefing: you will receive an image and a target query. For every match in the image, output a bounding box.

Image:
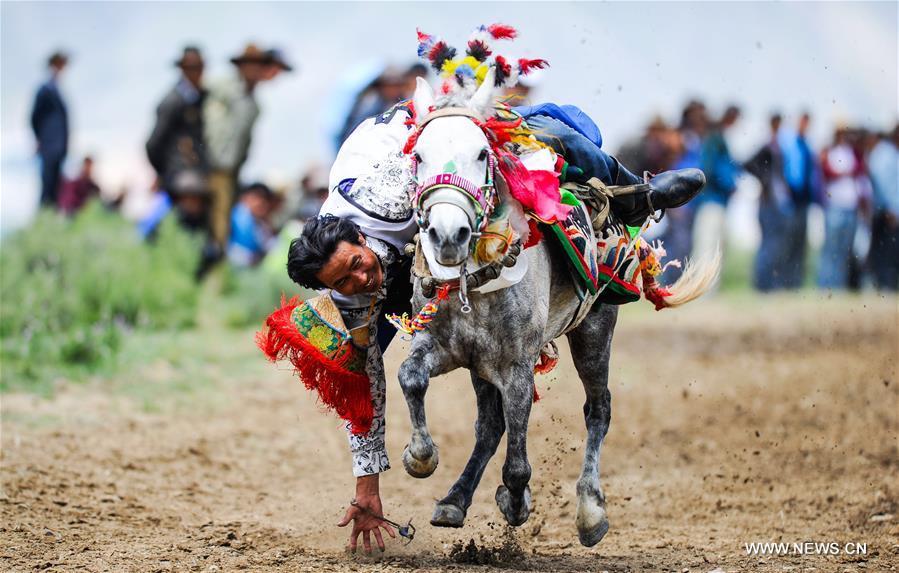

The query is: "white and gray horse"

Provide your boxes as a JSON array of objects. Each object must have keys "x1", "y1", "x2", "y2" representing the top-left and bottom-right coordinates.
[{"x1": 397, "y1": 70, "x2": 719, "y2": 546}]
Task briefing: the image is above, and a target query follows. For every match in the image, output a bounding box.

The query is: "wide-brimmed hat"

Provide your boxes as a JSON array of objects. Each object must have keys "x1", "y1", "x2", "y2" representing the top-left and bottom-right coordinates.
[
  {"x1": 264, "y1": 48, "x2": 294, "y2": 72},
  {"x1": 174, "y1": 46, "x2": 204, "y2": 68},
  {"x1": 256, "y1": 294, "x2": 373, "y2": 434},
  {"x1": 230, "y1": 43, "x2": 269, "y2": 66}
]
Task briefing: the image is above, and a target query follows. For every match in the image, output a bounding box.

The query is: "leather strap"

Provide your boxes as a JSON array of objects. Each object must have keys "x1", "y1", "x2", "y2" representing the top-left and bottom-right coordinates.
[{"x1": 418, "y1": 107, "x2": 485, "y2": 127}]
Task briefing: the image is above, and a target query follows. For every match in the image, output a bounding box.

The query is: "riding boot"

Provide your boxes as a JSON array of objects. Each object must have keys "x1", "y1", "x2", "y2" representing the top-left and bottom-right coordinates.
[{"x1": 608, "y1": 168, "x2": 706, "y2": 227}]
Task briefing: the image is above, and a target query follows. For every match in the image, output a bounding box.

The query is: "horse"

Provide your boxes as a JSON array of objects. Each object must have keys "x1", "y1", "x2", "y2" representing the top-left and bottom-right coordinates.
[{"x1": 395, "y1": 68, "x2": 719, "y2": 546}]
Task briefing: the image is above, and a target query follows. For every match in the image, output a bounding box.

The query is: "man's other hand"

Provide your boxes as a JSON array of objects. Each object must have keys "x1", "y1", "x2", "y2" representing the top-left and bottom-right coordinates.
[{"x1": 337, "y1": 474, "x2": 396, "y2": 553}]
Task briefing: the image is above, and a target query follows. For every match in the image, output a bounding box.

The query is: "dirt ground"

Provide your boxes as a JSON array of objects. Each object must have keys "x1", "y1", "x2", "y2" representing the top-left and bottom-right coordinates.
[{"x1": 2, "y1": 294, "x2": 897, "y2": 572}]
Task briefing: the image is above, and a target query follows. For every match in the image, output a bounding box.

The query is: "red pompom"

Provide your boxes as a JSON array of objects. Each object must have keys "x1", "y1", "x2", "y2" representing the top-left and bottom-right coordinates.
[{"x1": 488, "y1": 24, "x2": 518, "y2": 40}]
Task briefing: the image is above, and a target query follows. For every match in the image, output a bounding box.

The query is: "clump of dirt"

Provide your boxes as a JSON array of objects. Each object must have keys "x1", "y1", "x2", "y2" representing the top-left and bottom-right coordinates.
[{"x1": 449, "y1": 531, "x2": 527, "y2": 567}]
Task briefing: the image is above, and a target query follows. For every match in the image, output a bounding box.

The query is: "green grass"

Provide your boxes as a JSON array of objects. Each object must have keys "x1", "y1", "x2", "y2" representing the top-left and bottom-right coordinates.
[{"x1": 0, "y1": 203, "x2": 313, "y2": 399}]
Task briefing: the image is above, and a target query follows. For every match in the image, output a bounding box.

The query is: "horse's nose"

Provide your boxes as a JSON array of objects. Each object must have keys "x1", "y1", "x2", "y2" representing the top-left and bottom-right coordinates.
[{"x1": 434, "y1": 224, "x2": 471, "y2": 266}]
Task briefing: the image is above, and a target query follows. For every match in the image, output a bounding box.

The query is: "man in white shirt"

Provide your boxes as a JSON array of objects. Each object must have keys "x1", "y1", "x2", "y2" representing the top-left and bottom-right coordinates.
[{"x1": 285, "y1": 100, "x2": 704, "y2": 553}]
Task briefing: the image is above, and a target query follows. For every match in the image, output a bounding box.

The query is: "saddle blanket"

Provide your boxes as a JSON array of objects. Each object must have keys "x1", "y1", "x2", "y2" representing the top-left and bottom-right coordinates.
[{"x1": 543, "y1": 206, "x2": 642, "y2": 305}]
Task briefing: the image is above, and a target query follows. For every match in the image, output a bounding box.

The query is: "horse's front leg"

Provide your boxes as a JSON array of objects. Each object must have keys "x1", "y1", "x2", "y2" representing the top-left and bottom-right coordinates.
[
  {"x1": 494, "y1": 364, "x2": 535, "y2": 526},
  {"x1": 431, "y1": 374, "x2": 505, "y2": 527},
  {"x1": 398, "y1": 333, "x2": 450, "y2": 478}
]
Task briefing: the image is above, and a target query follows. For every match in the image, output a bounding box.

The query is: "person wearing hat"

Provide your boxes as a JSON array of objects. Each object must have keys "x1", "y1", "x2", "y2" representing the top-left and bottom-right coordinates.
[
  {"x1": 200, "y1": 44, "x2": 292, "y2": 277},
  {"x1": 30, "y1": 50, "x2": 70, "y2": 207},
  {"x1": 145, "y1": 46, "x2": 209, "y2": 228}
]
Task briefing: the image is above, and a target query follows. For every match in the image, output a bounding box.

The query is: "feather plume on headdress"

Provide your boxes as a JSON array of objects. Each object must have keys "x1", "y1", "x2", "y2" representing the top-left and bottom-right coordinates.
[
  {"x1": 416, "y1": 29, "x2": 435, "y2": 58},
  {"x1": 413, "y1": 24, "x2": 550, "y2": 112},
  {"x1": 517, "y1": 58, "x2": 549, "y2": 76},
  {"x1": 487, "y1": 24, "x2": 518, "y2": 40}
]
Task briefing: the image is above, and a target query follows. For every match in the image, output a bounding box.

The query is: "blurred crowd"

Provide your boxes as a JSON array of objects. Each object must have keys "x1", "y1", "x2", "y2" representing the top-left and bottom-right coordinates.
[
  {"x1": 617, "y1": 101, "x2": 899, "y2": 292},
  {"x1": 29, "y1": 47, "x2": 899, "y2": 291}
]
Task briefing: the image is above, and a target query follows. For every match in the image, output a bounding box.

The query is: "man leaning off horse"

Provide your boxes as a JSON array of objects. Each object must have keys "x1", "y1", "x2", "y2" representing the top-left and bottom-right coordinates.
[{"x1": 285, "y1": 99, "x2": 703, "y2": 553}]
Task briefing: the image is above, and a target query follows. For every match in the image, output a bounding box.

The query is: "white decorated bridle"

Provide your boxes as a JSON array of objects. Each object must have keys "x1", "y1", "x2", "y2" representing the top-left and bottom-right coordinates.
[{"x1": 410, "y1": 107, "x2": 499, "y2": 237}]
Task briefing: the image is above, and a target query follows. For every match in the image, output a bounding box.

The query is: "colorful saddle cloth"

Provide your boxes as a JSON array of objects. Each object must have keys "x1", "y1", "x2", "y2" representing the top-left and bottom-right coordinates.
[
  {"x1": 544, "y1": 204, "x2": 599, "y2": 297},
  {"x1": 543, "y1": 207, "x2": 643, "y2": 305}
]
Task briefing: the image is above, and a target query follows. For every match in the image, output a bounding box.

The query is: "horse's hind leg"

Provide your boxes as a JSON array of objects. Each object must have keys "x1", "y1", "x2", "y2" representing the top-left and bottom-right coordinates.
[
  {"x1": 398, "y1": 333, "x2": 450, "y2": 479},
  {"x1": 432, "y1": 374, "x2": 505, "y2": 527},
  {"x1": 566, "y1": 304, "x2": 618, "y2": 547},
  {"x1": 494, "y1": 364, "x2": 535, "y2": 526}
]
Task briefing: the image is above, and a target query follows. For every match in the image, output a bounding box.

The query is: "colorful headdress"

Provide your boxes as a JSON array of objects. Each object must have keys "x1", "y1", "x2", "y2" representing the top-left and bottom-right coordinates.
[
  {"x1": 416, "y1": 24, "x2": 548, "y2": 101},
  {"x1": 256, "y1": 294, "x2": 372, "y2": 434}
]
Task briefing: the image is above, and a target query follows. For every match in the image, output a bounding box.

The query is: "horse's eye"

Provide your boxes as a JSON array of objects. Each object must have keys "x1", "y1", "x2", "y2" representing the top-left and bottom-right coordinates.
[{"x1": 477, "y1": 149, "x2": 488, "y2": 162}]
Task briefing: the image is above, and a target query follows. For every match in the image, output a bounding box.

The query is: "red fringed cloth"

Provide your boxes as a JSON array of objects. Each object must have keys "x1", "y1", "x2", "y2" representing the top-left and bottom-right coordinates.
[{"x1": 256, "y1": 296, "x2": 373, "y2": 434}]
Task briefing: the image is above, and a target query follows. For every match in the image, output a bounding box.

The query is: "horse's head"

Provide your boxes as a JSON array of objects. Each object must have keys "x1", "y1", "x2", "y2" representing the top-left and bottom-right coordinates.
[{"x1": 411, "y1": 69, "x2": 497, "y2": 267}]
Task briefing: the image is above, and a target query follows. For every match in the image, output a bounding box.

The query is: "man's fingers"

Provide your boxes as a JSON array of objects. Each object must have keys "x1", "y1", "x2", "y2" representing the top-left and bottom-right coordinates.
[
  {"x1": 347, "y1": 529, "x2": 358, "y2": 553},
  {"x1": 362, "y1": 530, "x2": 372, "y2": 554},
  {"x1": 337, "y1": 507, "x2": 354, "y2": 527},
  {"x1": 373, "y1": 528, "x2": 385, "y2": 552},
  {"x1": 381, "y1": 523, "x2": 396, "y2": 538}
]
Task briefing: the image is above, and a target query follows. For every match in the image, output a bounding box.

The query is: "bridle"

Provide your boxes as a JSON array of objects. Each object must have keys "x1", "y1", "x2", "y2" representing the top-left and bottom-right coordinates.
[{"x1": 410, "y1": 107, "x2": 499, "y2": 237}]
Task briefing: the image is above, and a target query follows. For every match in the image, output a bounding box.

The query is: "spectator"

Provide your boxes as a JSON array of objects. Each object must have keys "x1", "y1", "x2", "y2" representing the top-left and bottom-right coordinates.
[
  {"x1": 661, "y1": 100, "x2": 709, "y2": 282},
  {"x1": 780, "y1": 111, "x2": 819, "y2": 288},
  {"x1": 228, "y1": 182, "x2": 277, "y2": 267},
  {"x1": 337, "y1": 65, "x2": 409, "y2": 146},
  {"x1": 30, "y1": 51, "x2": 69, "y2": 207},
  {"x1": 145, "y1": 46, "x2": 209, "y2": 221},
  {"x1": 867, "y1": 125, "x2": 899, "y2": 290},
  {"x1": 296, "y1": 163, "x2": 330, "y2": 221},
  {"x1": 817, "y1": 126, "x2": 868, "y2": 289},
  {"x1": 202, "y1": 44, "x2": 292, "y2": 275},
  {"x1": 401, "y1": 62, "x2": 428, "y2": 101},
  {"x1": 692, "y1": 105, "x2": 741, "y2": 276},
  {"x1": 745, "y1": 113, "x2": 790, "y2": 291},
  {"x1": 58, "y1": 156, "x2": 100, "y2": 216}
]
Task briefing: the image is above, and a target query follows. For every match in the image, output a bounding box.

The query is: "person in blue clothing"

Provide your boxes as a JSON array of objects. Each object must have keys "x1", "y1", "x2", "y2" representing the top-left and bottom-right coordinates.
[
  {"x1": 692, "y1": 105, "x2": 742, "y2": 281},
  {"x1": 779, "y1": 112, "x2": 820, "y2": 288},
  {"x1": 30, "y1": 51, "x2": 70, "y2": 207},
  {"x1": 228, "y1": 182, "x2": 277, "y2": 267}
]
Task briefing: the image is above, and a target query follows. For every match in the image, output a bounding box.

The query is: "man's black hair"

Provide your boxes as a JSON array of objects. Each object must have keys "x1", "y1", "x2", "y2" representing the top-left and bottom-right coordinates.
[{"x1": 286, "y1": 215, "x2": 362, "y2": 289}]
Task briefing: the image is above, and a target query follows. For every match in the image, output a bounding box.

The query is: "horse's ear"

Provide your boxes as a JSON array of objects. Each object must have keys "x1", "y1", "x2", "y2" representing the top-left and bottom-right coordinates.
[
  {"x1": 468, "y1": 67, "x2": 496, "y2": 116},
  {"x1": 413, "y1": 77, "x2": 435, "y2": 124}
]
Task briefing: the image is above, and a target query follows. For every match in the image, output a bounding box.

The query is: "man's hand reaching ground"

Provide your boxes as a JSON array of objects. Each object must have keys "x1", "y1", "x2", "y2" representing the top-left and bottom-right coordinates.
[{"x1": 337, "y1": 474, "x2": 396, "y2": 553}]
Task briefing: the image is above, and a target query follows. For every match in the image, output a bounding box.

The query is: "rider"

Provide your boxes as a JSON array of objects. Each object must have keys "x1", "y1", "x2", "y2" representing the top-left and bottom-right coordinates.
[{"x1": 284, "y1": 96, "x2": 703, "y2": 553}]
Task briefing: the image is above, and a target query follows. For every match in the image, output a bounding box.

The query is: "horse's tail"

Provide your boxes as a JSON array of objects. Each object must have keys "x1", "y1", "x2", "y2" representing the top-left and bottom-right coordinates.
[{"x1": 644, "y1": 247, "x2": 722, "y2": 310}]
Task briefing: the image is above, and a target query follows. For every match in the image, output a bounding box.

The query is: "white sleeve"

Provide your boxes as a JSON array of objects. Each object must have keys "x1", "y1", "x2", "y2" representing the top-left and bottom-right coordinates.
[{"x1": 345, "y1": 319, "x2": 390, "y2": 477}]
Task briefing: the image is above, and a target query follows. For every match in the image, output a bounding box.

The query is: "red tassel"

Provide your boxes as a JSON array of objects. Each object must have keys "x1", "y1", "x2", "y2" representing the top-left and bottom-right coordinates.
[
  {"x1": 644, "y1": 285, "x2": 672, "y2": 311},
  {"x1": 256, "y1": 298, "x2": 374, "y2": 434},
  {"x1": 518, "y1": 58, "x2": 549, "y2": 75},
  {"x1": 523, "y1": 219, "x2": 543, "y2": 249},
  {"x1": 488, "y1": 24, "x2": 518, "y2": 40}
]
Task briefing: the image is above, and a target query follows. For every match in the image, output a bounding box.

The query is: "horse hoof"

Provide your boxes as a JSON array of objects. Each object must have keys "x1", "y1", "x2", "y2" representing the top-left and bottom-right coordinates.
[
  {"x1": 402, "y1": 444, "x2": 439, "y2": 478},
  {"x1": 431, "y1": 502, "x2": 465, "y2": 527},
  {"x1": 494, "y1": 484, "x2": 532, "y2": 526},
  {"x1": 576, "y1": 489, "x2": 609, "y2": 547}
]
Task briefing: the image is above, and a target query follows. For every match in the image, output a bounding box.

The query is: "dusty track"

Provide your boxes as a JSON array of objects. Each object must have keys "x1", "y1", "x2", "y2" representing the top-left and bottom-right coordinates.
[{"x1": 2, "y1": 294, "x2": 897, "y2": 572}]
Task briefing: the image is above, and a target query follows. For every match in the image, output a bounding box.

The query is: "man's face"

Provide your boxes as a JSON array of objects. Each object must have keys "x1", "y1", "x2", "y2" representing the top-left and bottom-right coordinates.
[
  {"x1": 180, "y1": 53, "x2": 204, "y2": 88},
  {"x1": 315, "y1": 235, "x2": 384, "y2": 296}
]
